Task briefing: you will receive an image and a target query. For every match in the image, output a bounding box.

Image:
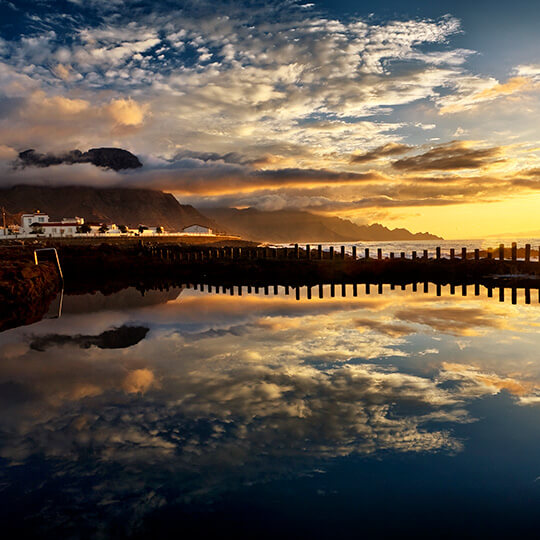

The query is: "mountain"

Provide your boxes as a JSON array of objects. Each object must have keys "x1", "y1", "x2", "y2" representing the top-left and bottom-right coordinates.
[
  {"x1": 202, "y1": 207, "x2": 442, "y2": 242},
  {"x1": 18, "y1": 148, "x2": 142, "y2": 171},
  {"x1": 0, "y1": 185, "x2": 215, "y2": 231}
]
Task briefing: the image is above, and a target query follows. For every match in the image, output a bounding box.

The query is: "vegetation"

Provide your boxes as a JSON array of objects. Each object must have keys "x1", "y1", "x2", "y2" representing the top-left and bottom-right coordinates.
[
  {"x1": 76, "y1": 223, "x2": 92, "y2": 234},
  {"x1": 98, "y1": 224, "x2": 109, "y2": 234}
]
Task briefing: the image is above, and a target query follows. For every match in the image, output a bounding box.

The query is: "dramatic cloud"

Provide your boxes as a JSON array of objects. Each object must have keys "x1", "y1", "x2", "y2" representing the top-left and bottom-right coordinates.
[
  {"x1": 351, "y1": 143, "x2": 413, "y2": 163},
  {"x1": 392, "y1": 141, "x2": 504, "y2": 172}
]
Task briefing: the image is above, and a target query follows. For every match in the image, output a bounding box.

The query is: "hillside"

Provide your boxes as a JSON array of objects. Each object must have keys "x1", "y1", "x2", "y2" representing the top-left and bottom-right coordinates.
[
  {"x1": 0, "y1": 185, "x2": 215, "y2": 231},
  {"x1": 203, "y1": 207, "x2": 442, "y2": 242}
]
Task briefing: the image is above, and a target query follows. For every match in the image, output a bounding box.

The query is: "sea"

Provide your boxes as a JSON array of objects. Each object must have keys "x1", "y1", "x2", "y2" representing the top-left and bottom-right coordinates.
[{"x1": 1, "y1": 240, "x2": 540, "y2": 538}]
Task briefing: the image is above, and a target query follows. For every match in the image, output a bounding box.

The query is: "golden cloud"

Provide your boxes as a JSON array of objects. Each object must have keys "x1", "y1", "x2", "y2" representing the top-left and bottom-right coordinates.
[{"x1": 106, "y1": 98, "x2": 148, "y2": 127}]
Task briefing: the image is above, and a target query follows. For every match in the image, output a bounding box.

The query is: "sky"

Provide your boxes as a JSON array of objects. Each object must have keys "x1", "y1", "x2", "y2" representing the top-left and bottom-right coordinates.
[{"x1": 1, "y1": 0, "x2": 540, "y2": 238}]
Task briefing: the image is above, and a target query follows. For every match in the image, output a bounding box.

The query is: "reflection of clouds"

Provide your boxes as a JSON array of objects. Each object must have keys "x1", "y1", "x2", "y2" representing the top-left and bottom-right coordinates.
[
  {"x1": 1, "y1": 286, "x2": 540, "y2": 530},
  {"x1": 394, "y1": 306, "x2": 509, "y2": 336}
]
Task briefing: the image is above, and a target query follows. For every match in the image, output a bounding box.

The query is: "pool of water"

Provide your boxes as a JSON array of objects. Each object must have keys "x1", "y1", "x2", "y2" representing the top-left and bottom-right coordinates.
[{"x1": 1, "y1": 284, "x2": 540, "y2": 538}]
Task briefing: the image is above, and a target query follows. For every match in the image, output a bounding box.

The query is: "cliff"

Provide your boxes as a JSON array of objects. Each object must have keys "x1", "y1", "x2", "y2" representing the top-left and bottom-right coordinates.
[
  {"x1": 202, "y1": 207, "x2": 442, "y2": 242},
  {"x1": 0, "y1": 185, "x2": 216, "y2": 231}
]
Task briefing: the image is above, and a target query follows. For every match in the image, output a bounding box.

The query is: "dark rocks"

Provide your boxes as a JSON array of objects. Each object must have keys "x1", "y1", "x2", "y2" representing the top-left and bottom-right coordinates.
[{"x1": 17, "y1": 147, "x2": 142, "y2": 171}]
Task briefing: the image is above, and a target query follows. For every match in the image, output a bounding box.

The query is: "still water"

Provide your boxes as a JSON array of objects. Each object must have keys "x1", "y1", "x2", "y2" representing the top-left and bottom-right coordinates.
[{"x1": 1, "y1": 284, "x2": 540, "y2": 538}]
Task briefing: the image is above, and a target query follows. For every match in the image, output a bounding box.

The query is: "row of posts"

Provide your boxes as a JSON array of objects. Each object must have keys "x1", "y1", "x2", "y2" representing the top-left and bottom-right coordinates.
[
  {"x1": 148, "y1": 242, "x2": 538, "y2": 263},
  {"x1": 179, "y1": 282, "x2": 539, "y2": 305}
]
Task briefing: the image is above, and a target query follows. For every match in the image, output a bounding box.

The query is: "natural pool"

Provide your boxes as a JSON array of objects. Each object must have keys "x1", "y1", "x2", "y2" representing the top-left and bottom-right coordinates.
[{"x1": 1, "y1": 284, "x2": 540, "y2": 538}]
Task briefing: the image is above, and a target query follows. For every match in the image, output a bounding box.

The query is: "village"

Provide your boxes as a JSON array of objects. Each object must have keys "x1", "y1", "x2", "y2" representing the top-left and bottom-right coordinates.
[{"x1": 0, "y1": 211, "x2": 216, "y2": 239}]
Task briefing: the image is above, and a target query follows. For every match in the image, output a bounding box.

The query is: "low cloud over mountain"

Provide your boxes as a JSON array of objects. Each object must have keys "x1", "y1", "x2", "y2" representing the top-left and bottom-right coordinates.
[{"x1": 17, "y1": 148, "x2": 143, "y2": 171}]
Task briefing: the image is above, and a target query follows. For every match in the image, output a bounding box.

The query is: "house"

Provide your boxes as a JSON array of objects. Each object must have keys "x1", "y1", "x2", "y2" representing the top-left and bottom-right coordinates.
[
  {"x1": 182, "y1": 224, "x2": 213, "y2": 235},
  {"x1": 20, "y1": 213, "x2": 85, "y2": 237},
  {"x1": 21, "y1": 211, "x2": 49, "y2": 232}
]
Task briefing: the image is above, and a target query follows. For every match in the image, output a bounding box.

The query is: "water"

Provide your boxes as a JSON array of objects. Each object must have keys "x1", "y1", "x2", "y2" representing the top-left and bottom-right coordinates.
[
  {"x1": 274, "y1": 238, "x2": 540, "y2": 259},
  {"x1": 1, "y1": 284, "x2": 540, "y2": 538}
]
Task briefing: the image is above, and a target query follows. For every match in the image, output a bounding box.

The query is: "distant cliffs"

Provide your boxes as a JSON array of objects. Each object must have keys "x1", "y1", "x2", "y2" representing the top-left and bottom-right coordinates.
[{"x1": 202, "y1": 207, "x2": 442, "y2": 242}]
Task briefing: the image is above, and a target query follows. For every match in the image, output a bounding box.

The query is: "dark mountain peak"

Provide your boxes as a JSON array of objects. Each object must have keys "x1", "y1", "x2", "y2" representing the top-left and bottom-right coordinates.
[
  {"x1": 84, "y1": 148, "x2": 142, "y2": 170},
  {"x1": 17, "y1": 147, "x2": 142, "y2": 171}
]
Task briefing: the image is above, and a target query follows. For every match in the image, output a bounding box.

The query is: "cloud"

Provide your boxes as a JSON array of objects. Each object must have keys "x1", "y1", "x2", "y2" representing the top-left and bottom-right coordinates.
[
  {"x1": 351, "y1": 143, "x2": 413, "y2": 163},
  {"x1": 392, "y1": 141, "x2": 504, "y2": 172},
  {"x1": 438, "y1": 74, "x2": 538, "y2": 114},
  {"x1": 394, "y1": 306, "x2": 508, "y2": 336},
  {"x1": 106, "y1": 97, "x2": 148, "y2": 126}
]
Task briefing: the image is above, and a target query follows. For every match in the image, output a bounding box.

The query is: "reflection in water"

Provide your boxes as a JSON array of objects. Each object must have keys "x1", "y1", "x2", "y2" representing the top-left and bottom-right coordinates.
[{"x1": 1, "y1": 285, "x2": 540, "y2": 537}]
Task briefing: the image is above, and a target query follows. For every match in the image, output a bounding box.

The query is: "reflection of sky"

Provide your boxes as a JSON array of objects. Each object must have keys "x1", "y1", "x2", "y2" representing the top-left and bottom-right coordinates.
[{"x1": 1, "y1": 286, "x2": 540, "y2": 536}]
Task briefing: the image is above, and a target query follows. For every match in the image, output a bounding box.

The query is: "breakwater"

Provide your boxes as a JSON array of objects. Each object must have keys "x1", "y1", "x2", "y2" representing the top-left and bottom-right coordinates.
[{"x1": 2, "y1": 241, "x2": 540, "y2": 331}]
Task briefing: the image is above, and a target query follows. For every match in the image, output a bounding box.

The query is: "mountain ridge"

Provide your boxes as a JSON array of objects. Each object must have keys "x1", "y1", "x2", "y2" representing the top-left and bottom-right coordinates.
[
  {"x1": 0, "y1": 185, "x2": 216, "y2": 231},
  {"x1": 202, "y1": 207, "x2": 442, "y2": 242}
]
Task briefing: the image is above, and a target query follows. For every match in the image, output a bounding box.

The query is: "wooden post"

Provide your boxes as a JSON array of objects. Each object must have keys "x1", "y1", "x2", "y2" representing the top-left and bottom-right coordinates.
[
  {"x1": 353, "y1": 283, "x2": 358, "y2": 296},
  {"x1": 512, "y1": 288, "x2": 517, "y2": 305},
  {"x1": 377, "y1": 248, "x2": 382, "y2": 260},
  {"x1": 487, "y1": 287, "x2": 493, "y2": 298},
  {"x1": 294, "y1": 244, "x2": 299, "y2": 259},
  {"x1": 412, "y1": 282, "x2": 417, "y2": 292},
  {"x1": 274, "y1": 285, "x2": 278, "y2": 295},
  {"x1": 296, "y1": 287, "x2": 300, "y2": 301},
  {"x1": 330, "y1": 283, "x2": 335, "y2": 297},
  {"x1": 450, "y1": 284, "x2": 455, "y2": 295},
  {"x1": 378, "y1": 283, "x2": 383, "y2": 294},
  {"x1": 525, "y1": 244, "x2": 531, "y2": 262},
  {"x1": 307, "y1": 286, "x2": 312, "y2": 300},
  {"x1": 499, "y1": 244, "x2": 504, "y2": 261},
  {"x1": 436, "y1": 247, "x2": 441, "y2": 259},
  {"x1": 525, "y1": 288, "x2": 531, "y2": 305},
  {"x1": 423, "y1": 249, "x2": 428, "y2": 259},
  {"x1": 475, "y1": 283, "x2": 480, "y2": 296},
  {"x1": 390, "y1": 252, "x2": 394, "y2": 259},
  {"x1": 412, "y1": 251, "x2": 417, "y2": 260},
  {"x1": 499, "y1": 287, "x2": 504, "y2": 302},
  {"x1": 401, "y1": 252, "x2": 405, "y2": 259},
  {"x1": 319, "y1": 283, "x2": 324, "y2": 298},
  {"x1": 264, "y1": 285, "x2": 269, "y2": 295},
  {"x1": 306, "y1": 244, "x2": 311, "y2": 260},
  {"x1": 461, "y1": 247, "x2": 467, "y2": 261},
  {"x1": 284, "y1": 285, "x2": 289, "y2": 295},
  {"x1": 341, "y1": 245, "x2": 345, "y2": 259},
  {"x1": 365, "y1": 248, "x2": 369, "y2": 260},
  {"x1": 423, "y1": 282, "x2": 428, "y2": 293},
  {"x1": 474, "y1": 249, "x2": 479, "y2": 261},
  {"x1": 511, "y1": 242, "x2": 517, "y2": 262},
  {"x1": 487, "y1": 248, "x2": 492, "y2": 260},
  {"x1": 436, "y1": 284, "x2": 441, "y2": 296},
  {"x1": 341, "y1": 283, "x2": 346, "y2": 297},
  {"x1": 462, "y1": 284, "x2": 467, "y2": 296},
  {"x1": 318, "y1": 244, "x2": 323, "y2": 260},
  {"x1": 450, "y1": 248, "x2": 455, "y2": 260},
  {"x1": 330, "y1": 246, "x2": 334, "y2": 259},
  {"x1": 352, "y1": 246, "x2": 357, "y2": 259}
]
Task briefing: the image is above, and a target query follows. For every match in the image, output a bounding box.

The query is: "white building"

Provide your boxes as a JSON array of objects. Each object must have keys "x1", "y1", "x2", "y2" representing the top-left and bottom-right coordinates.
[
  {"x1": 21, "y1": 212, "x2": 49, "y2": 231},
  {"x1": 182, "y1": 224, "x2": 213, "y2": 235},
  {"x1": 20, "y1": 213, "x2": 84, "y2": 237}
]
